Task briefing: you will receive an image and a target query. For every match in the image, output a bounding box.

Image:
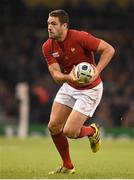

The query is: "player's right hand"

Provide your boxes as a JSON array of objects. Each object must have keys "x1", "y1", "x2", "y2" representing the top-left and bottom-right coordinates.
[
  {"x1": 68, "y1": 66, "x2": 87, "y2": 85},
  {"x1": 68, "y1": 65, "x2": 78, "y2": 82}
]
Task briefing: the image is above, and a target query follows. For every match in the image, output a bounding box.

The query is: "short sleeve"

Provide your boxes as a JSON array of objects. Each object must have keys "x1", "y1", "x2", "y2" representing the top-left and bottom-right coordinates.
[
  {"x1": 42, "y1": 40, "x2": 57, "y2": 65},
  {"x1": 78, "y1": 31, "x2": 100, "y2": 52}
]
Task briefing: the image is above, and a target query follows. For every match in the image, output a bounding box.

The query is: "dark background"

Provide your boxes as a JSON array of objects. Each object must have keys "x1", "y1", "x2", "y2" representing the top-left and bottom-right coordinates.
[{"x1": 0, "y1": 0, "x2": 134, "y2": 129}]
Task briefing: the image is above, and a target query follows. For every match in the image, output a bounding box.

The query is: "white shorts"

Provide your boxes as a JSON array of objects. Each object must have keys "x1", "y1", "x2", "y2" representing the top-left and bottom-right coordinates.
[{"x1": 54, "y1": 82, "x2": 103, "y2": 117}]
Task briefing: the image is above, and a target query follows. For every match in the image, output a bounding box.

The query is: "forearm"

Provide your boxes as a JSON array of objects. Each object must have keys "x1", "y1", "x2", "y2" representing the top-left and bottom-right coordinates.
[
  {"x1": 52, "y1": 70, "x2": 70, "y2": 84},
  {"x1": 49, "y1": 63, "x2": 76, "y2": 84}
]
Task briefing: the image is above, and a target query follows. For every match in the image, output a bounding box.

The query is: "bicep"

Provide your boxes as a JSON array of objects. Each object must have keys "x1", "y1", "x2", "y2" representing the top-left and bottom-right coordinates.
[{"x1": 97, "y1": 39, "x2": 114, "y2": 53}]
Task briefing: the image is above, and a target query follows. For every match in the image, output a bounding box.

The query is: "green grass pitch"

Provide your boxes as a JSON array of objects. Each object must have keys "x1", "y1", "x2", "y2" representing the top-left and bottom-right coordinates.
[{"x1": 0, "y1": 136, "x2": 134, "y2": 179}]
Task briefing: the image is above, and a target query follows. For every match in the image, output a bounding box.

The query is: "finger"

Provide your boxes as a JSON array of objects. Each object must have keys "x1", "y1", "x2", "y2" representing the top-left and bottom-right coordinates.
[
  {"x1": 72, "y1": 65, "x2": 76, "y2": 72},
  {"x1": 77, "y1": 80, "x2": 85, "y2": 84},
  {"x1": 72, "y1": 65, "x2": 78, "y2": 79}
]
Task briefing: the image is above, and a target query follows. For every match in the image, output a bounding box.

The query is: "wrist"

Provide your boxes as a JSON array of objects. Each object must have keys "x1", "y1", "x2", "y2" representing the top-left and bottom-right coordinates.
[{"x1": 63, "y1": 74, "x2": 71, "y2": 82}]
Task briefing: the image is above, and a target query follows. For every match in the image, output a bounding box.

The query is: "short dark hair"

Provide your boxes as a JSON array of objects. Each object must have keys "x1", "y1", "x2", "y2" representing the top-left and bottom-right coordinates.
[{"x1": 49, "y1": 9, "x2": 69, "y2": 25}]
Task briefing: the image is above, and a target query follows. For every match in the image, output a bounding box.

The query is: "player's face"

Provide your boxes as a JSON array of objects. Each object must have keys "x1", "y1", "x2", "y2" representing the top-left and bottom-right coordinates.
[{"x1": 47, "y1": 16, "x2": 66, "y2": 40}]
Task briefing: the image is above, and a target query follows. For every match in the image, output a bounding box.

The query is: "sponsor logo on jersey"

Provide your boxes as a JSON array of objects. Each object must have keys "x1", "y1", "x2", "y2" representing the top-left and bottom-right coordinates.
[{"x1": 52, "y1": 52, "x2": 60, "y2": 58}]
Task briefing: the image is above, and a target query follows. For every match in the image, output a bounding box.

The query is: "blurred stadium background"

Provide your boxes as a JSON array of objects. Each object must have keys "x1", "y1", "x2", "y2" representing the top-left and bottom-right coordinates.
[
  {"x1": 0, "y1": 0, "x2": 134, "y2": 138},
  {"x1": 0, "y1": 0, "x2": 134, "y2": 179}
]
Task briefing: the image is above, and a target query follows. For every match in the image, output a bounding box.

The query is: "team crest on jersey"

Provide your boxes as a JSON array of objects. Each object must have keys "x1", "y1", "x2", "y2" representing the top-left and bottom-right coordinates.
[
  {"x1": 52, "y1": 52, "x2": 60, "y2": 58},
  {"x1": 71, "y1": 48, "x2": 75, "y2": 52}
]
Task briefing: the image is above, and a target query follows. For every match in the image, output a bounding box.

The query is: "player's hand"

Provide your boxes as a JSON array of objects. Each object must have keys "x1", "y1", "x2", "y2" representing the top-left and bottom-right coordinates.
[
  {"x1": 88, "y1": 64, "x2": 99, "y2": 83},
  {"x1": 68, "y1": 65, "x2": 79, "y2": 82},
  {"x1": 69, "y1": 65, "x2": 89, "y2": 84},
  {"x1": 76, "y1": 64, "x2": 99, "y2": 86}
]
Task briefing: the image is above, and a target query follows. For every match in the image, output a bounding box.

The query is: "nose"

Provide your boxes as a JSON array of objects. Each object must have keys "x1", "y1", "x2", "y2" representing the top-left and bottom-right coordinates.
[{"x1": 48, "y1": 24, "x2": 52, "y2": 30}]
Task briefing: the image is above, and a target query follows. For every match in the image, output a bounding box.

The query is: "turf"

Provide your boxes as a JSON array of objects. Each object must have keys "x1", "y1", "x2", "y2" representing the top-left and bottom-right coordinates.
[{"x1": 0, "y1": 136, "x2": 134, "y2": 179}]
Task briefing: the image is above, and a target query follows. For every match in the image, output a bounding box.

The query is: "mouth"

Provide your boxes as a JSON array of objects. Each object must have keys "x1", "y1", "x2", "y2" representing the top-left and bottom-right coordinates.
[{"x1": 49, "y1": 31, "x2": 54, "y2": 34}]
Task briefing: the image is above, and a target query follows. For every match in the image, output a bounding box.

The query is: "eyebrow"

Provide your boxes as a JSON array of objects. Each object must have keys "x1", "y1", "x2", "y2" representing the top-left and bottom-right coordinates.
[{"x1": 47, "y1": 20, "x2": 57, "y2": 24}]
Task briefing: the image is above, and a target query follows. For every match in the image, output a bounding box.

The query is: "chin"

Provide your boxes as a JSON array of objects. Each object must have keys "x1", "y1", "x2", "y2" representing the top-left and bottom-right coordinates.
[
  {"x1": 49, "y1": 35, "x2": 55, "y2": 39},
  {"x1": 49, "y1": 37, "x2": 55, "y2": 40}
]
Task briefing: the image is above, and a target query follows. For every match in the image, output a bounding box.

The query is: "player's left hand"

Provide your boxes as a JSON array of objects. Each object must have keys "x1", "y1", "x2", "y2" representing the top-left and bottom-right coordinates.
[{"x1": 88, "y1": 64, "x2": 99, "y2": 83}]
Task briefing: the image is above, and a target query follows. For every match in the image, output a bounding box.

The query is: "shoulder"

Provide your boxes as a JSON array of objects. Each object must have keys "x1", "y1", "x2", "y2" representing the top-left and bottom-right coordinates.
[
  {"x1": 42, "y1": 39, "x2": 53, "y2": 55},
  {"x1": 69, "y1": 29, "x2": 100, "y2": 51},
  {"x1": 42, "y1": 39, "x2": 52, "y2": 50},
  {"x1": 69, "y1": 29, "x2": 90, "y2": 36},
  {"x1": 69, "y1": 29, "x2": 93, "y2": 40}
]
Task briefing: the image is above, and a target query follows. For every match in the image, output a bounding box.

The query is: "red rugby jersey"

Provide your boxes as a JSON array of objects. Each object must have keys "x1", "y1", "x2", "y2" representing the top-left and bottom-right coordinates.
[{"x1": 42, "y1": 29, "x2": 101, "y2": 89}]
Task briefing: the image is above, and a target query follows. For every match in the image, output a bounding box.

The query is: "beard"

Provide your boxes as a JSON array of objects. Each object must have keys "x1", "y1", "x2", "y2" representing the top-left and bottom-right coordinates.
[{"x1": 48, "y1": 31, "x2": 62, "y2": 40}]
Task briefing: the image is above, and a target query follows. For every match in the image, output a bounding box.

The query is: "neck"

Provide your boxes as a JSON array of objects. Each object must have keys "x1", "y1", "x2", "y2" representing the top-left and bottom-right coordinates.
[{"x1": 58, "y1": 29, "x2": 68, "y2": 42}]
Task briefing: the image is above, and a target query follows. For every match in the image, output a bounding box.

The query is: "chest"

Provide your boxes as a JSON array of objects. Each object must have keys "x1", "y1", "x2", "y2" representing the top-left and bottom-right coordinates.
[{"x1": 51, "y1": 40, "x2": 86, "y2": 65}]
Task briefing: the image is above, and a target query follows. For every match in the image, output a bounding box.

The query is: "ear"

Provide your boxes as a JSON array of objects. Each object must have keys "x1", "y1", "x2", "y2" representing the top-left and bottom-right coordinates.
[{"x1": 63, "y1": 23, "x2": 67, "y2": 28}]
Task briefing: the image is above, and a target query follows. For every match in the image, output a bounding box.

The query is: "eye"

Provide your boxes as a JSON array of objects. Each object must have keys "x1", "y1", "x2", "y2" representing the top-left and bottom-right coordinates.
[{"x1": 51, "y1": 22, "x2": 57, "y2": 26}]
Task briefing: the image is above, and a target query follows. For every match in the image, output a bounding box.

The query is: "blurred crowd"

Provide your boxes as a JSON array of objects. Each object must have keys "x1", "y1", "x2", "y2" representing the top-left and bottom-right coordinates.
[{"x1": 0, "y1": 0, "x2": 134, "y2": 128}]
